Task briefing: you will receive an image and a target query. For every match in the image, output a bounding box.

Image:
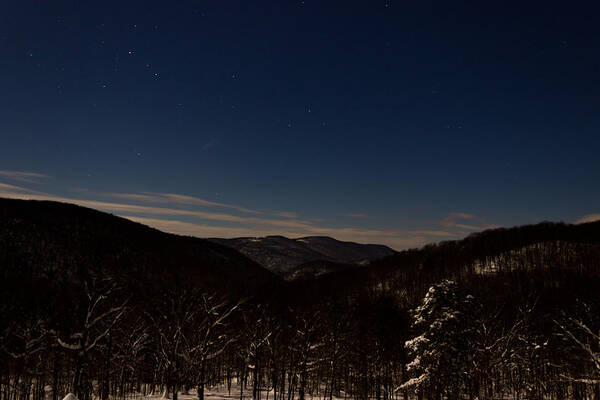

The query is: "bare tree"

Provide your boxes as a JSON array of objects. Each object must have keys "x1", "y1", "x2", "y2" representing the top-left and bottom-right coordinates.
[
  {"x1": 54, "y1": 277, "x2": 129, "y2": 399},
  {"x1": 182, "y1": 293, "x2": 244, "y2": 400},
  {"x1": 555, "y1": 305, "x2": 600, "y2": 386}
]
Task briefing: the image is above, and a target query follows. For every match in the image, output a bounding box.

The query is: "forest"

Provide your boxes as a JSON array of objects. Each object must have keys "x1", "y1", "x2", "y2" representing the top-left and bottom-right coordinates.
[{"x1": 1, "y1": 199, "x2": 600, "y2": 400}]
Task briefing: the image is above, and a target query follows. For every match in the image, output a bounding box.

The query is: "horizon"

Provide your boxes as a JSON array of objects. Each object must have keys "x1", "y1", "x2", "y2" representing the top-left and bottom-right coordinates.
[
  {"x1": 0, "y1": 190, "x2": 596, "y2": 252},
  {"x1": 2, "y1": 2, "x2": 600, "y2": 249}
]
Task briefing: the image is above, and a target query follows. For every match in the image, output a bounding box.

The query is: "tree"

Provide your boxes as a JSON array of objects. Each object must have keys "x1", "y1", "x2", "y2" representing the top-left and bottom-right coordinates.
[
  {"x1": 54, "y1": 277, "x2": 129, "y2": 400},
  {"x1": 183, "y1": 293, "x2": 243, "y2": 400},
  {"x1": 401, "y1": 280, "x2": 476, "y2": 400},
  {"x1": 555, "y1": 303, "x2": 600, "y2": 389}
]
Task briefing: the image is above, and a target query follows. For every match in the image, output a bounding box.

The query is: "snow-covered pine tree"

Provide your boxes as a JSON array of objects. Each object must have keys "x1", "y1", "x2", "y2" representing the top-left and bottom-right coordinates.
[{"x1": 401, "y1": 280, "x2": 476, "y2": 400}]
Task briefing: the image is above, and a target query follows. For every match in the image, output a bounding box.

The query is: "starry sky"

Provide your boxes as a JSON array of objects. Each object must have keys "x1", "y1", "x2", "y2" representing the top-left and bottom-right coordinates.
[{"x1": 1, "y1": 1, "x2": 600, "y2": 249}]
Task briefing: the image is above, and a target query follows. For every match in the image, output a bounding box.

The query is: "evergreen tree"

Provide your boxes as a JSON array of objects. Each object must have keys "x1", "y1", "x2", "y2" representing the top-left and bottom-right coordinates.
[{"x1": 401, "y1": 280, "x2": 476, "y2": 399}]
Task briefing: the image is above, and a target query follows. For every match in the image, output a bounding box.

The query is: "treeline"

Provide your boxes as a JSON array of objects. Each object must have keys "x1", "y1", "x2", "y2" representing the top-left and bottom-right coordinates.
[{"x1": 2, "y1": 199, "x2": 600, "y2": 400}]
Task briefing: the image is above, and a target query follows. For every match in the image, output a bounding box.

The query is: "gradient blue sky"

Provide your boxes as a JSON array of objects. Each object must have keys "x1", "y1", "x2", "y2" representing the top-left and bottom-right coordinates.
[{"x1": 1, "y1": 1, "x2": 599, "y2": 249}]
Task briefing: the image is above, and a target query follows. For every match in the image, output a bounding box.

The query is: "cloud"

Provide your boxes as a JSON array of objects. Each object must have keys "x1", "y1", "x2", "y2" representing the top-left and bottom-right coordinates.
[
  {"x1": 344, "y1": 213, "x2": 369, "y2": 219},
  {"x1": 103, "y1": 191, "x2": 262, "y2": 215},
  {"x1": 0, "y1": 171, "x2": 49, "y2": 183},
  {"x1": 202, "y1": 139, "x2": 218, "y2": 150},
  {"x1": 123, "y1": 216, "x2": 272, "y2": 238},
  {"x1": 440, "y1": 212, "x2": 497, "y2": 231},
  {"x1": 445, "y1": 212, "x2": 477, "y2": 220},
  {"x1": 0, "y1": 183, "x2": 41, "y2": 194},
  {"x1": 272, "y1": 211, "x2": 298, "y2": 219},
  {"x1": 409, "y1": 229, "x2": 456, "y2": 237},
  {"x1": 575, "y1": 214, "x2": 600, "y2": 224}
]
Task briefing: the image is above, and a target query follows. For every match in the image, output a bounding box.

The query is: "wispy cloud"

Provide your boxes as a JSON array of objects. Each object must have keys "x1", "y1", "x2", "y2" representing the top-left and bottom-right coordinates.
[
  {"x1": 202, "y1": 139, "x2": 218, "y2": 150},
  {"x1": 0, "y1": 183, "x2": 41, "y2": 194},
  {"x1": 441, "y1": 212, "x2": 497, "y2": 231},
  {"x1": 344, "y1": 213, "x2": 369, "y2": 219},
  {"x1": 103, "y1": 191, "x2": 262, "y2": 215},
  {"x1": 575, "y1": 213, "x2": 600, "y2": 224},
  {"x1": 272, "y1": 211, "x2": 298, "y2": 219},
  {"x1": 0, "y1": 171, "x2": 49, "y2": 183}
]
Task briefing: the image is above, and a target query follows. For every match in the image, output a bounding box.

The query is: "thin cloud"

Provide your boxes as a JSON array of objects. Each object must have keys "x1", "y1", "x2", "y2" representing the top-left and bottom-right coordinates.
[
  {"x1": 123, "y1": 216, "x2": 272, "y2": 238},
  {"x1": 103, "y1": 191, "x2": 262, "y2": 215},
  {"x1": 575, "y1": 214, "x2": 600, "y2": 224},
  {"x1": 344, "y1": 213, "x2": 369, "y2": 219},
  {"x1": 0, "y1": 171, "x2": 49, "y2": 183},
  {"x1": 0, "y1": 182, "x2": 41, "y2": 194},
  {"x1": 409, "y1": 229, "x2": 456, "y2": 237},
  {"x1": 272, "y1": 211, "x2": 298, "y2": 219},
  {"x1": 441, "y1": 212, "x2": 496, "y2": 231},
  {"x1": 202, "y1": 139, "x2": 218, "y2": 150}
]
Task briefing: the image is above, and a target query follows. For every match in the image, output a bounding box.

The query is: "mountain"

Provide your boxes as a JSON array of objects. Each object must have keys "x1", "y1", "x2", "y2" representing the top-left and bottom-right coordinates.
[
  {"x1": 0, "y1": 198, "x2": 275, "y2": 293},
  {"x1": 208, "y1": 235, "x2": 396, "y2": 275},
  {"x1": 283, "y1": 259, "x2": 360, "y2": 281}
]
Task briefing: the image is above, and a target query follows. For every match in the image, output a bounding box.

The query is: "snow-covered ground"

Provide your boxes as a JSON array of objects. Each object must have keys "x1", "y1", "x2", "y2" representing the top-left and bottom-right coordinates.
[
  {"x1": 141, "y1": 387, "x2": 246, "y2": 400},
  {"x1": 136, "y1": 385, "x2": 345, "y2": 400}
]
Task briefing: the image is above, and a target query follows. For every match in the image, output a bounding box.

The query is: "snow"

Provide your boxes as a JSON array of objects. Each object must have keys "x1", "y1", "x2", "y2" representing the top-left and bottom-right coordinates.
[{"x1": 138, "y1": 385, "x2": 346, "y2": 400}]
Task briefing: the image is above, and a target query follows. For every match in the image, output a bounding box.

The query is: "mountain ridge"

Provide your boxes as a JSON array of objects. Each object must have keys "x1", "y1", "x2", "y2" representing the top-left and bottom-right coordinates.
[{"x1": 208, "y1": 235, "x2": 396, "y2": 275}]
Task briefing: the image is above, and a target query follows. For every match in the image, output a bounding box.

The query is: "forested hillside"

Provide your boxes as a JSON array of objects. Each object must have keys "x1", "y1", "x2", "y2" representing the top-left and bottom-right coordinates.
[{"x1": 2, "y1": 198, "x2": 600, "y2": 400}]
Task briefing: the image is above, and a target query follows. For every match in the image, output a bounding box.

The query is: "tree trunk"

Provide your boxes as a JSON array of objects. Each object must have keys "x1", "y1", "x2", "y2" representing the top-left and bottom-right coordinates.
[
  {"x1": 73, "y1": 355, "x2": 83, "y2": 399},
  {"x1": 52, "y1": 356, "x2": 59, "y2": 400},
  {"x1": 198, "y1": 358, "x2": 206, "y2": 400},
  {"x1": 102, "y1": 333, "x2": 111, "y2": 400}
]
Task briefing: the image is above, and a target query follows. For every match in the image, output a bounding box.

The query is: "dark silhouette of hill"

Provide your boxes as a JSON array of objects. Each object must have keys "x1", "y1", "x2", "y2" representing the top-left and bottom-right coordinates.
[
  {"x1": 0, "y1": 198, "x2": 275, "y2": 293},
  {"x1": 286, "y1": 220, "x2": 600, "y2": 304},
  {"x1": 209, "y1": 235, "x2": 395, "y2": 275}
]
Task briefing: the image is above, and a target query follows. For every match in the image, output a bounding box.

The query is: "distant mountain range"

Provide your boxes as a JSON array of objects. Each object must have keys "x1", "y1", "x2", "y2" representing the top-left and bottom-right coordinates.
[{"x1": 208, "y1": 235, "x2": 396, "y2": 276}]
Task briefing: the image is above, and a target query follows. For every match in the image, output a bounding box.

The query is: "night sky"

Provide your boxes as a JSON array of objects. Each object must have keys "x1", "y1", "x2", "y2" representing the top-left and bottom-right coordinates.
[{"x1": 1, "y1": 1, "x2": 599, "y2": 249}]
